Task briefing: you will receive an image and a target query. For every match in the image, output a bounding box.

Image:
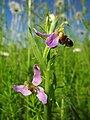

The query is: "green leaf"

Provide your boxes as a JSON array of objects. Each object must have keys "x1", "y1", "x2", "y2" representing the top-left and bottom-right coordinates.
[
  {"x1": 49, "y1": 16, "x2": 58, "y2": 33},
  {"x1": 29, "y1": 29, "x2": 46, "y2": 71},
  {"x1": 82, "y1": 19, "x2": 90, "y2": 32}
]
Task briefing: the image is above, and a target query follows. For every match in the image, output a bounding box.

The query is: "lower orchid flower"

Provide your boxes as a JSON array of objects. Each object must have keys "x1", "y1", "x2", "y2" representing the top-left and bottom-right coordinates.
[{"x1": 12, "y1": 64, "x2": 47, "y2": 104}]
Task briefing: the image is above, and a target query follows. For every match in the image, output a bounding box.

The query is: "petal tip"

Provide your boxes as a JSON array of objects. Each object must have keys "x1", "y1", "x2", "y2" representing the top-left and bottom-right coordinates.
[
  {"x1": 33, "y1": 28, "x2": 37, "y2": 33},
  {"x1": 37, "y1": 87, "x2": 48, "y2": 104},
  {"x1": 34, "y1": 64, "x2": 40, "y2": 70}
]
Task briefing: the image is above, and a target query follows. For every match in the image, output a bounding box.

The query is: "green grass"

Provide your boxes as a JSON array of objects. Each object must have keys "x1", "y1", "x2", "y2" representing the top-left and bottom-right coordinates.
[{"x1": 0, "y1": 36, "x2": 90, "y2": 119}]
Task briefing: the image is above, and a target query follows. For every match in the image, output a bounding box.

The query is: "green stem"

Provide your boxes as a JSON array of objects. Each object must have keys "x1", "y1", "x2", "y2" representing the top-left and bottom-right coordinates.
[
  {"x1": 43, "y1": 47, "x2": 51, "y2": 120},
  {"x1": 43, "y1": 46, "x2": 50, "y2": 64},
  {"x1": 61, "y1": 98, "x2": 64, "y2": 120},
  {"x1": 44, "y1": 69, "x2": 50, "y2": 120}
]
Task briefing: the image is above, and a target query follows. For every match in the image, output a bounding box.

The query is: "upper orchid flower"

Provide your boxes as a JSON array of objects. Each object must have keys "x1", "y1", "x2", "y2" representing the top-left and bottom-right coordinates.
[
  {"x1": 33, "y1": 21, "x2": 73, "y2": 48},
  {"x1": 12, "y1": 64, "x2": 47, "y2": 104},
  {"x1": 33, "y1": 28, "x2": 59, "y2": 48}
]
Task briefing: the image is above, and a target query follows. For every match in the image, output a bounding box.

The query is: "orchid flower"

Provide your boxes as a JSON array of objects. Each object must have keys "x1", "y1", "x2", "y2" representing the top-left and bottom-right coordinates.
[
  {"x1": 33, "y1": 21, "x2": 73, "y2": 48},
  {"x1": 33, "y1": 28, "x2": 60, "y2": 48},
  {"x1": 12, "y1": 64, "x2": 47, "y2": 104}
]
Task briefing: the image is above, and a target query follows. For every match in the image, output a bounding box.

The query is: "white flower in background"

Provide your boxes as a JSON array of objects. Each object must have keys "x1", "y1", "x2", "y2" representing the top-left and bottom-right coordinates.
[
  {"x1": 75, "y1": 11, "x2": 82, "y2": 20},
  {"x1": 77, "y1": 29, "x2": 85, "y2": 35},
  {"x1": 55, "y1": 0, "x2": 64, "y2": 7},
  {"x1": 73, "y1": 48, "x2": 82, "y2": 53},
  {"x1": 60, "y1": 13, "x2": 67, "y2": 20},
  {"x1": 60, "y1": 13, "x2": 66, "y2": 18},
  {"x1": 0, "y1": 51, "x2": 10, "y2": 57},
  {"x1": 8, "y1": 1, "x2": 24, "y2": 14}
]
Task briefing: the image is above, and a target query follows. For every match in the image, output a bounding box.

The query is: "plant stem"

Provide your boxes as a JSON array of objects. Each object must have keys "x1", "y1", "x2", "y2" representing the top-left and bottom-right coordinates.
[
  {"x1": 44, "y1": 69, "x2": 50, "y2": 120},
  {"x1": 43, "y1": 46, "x2": 51, "y2": 120},
  {"x1": 27, "y1": 0, "x2": 31, "y2": 75},
  {"x1": 61, "y1": 98, "x2": 64, "y2": 120},
  {"x1": 43, "y1": 46, "x2": 50, "y2": 64}
]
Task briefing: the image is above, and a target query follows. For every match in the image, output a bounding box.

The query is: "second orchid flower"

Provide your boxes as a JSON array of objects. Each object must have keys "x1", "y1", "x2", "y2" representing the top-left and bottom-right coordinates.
[{"x1": 12, "y1": 64, "x2": 47, "y2": 104}]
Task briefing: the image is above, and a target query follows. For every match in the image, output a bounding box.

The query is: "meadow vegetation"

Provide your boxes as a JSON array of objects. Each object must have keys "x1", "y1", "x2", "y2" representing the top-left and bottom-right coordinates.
[{"x1": 0, "y1": 0, "x2": 90, "y2": 119}]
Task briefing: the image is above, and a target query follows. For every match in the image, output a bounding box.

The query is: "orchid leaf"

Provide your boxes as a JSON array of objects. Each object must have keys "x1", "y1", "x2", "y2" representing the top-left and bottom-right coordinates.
[{"x1": 82, "y1": 19, "x2": 90, "y2": 32}]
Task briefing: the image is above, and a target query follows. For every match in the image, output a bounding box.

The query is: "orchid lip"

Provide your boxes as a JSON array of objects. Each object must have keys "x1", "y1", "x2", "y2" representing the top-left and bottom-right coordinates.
[{"x1": 46, "y1": 32, "x2": 59, "y2": 48}]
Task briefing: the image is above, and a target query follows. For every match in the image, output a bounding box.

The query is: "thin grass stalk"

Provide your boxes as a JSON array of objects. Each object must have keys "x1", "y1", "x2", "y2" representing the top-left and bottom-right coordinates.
[
  {"x1": 61, "y1": 49, "x2": 66, "y2": 119},
  {"x1": 26, "y1": 0, "x2": 32, "y2": 119},
  {"x1": 27, "y1": 0, "x2": 31, "y2": 79},
  {"x1": 61, "y1": 98, "x2": 64, "y2": 120},
  {"x1": 2, "y1": 0, "x2": 5, "y2": 15},
  {"x1": 68, "y1": 0, "x2": 72, "y2": 21}
]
